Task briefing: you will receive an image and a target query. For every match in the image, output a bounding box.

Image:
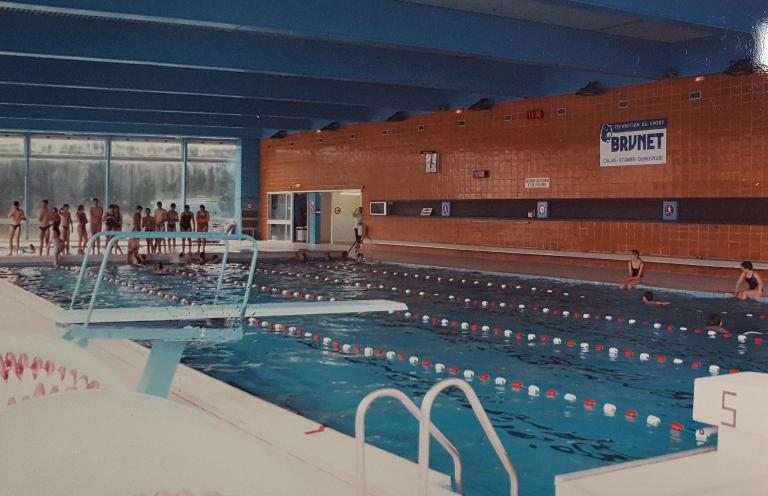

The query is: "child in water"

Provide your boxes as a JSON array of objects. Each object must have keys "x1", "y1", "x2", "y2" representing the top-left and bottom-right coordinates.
[{"x1": 642, "y1": 291, "x2": 670, "y2": 307}]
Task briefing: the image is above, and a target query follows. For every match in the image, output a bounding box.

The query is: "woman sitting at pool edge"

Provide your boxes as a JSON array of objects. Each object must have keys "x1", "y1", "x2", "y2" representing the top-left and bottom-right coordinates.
[
  {"x1": 619, "y1": 249, "x2": 644, "y2": 289},
  {"x1": 734, "y1": 261, "x2": 764, "y2": 300}
]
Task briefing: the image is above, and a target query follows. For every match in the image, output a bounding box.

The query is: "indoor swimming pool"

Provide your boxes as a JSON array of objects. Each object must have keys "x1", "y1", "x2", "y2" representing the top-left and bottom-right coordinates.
[{"x1": 8, "y1": 261, "x2": 768, "y2": 496}]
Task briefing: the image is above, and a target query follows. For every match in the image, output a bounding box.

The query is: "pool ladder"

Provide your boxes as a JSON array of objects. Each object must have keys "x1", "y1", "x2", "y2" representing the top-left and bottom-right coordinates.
[{"x1": 355, "y1": 377, "x2": 518, "y2": 496}]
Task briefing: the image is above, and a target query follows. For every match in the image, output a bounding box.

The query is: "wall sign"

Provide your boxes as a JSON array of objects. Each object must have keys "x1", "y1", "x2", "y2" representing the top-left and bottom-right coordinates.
[
  {"x1": 441, "y1": 201, "x2": 451, "y2": 217},
  {"x1": 600, "y1": 118, "x2": 667, "y2": 167},
  {"x1": 424, "y1": 152, "x2": 439, "y2": 173},
  {"x1": 662, "y1": 200, "x2": 678, "y2": 221},
  {"x1": 527, "y1": 109, "x2": 544, "y2": 119},
  {"x1": 309, "y1": 199, "x2": 316, "y2": 215},
  {"x1": 333, "y1": 206, "x2": 342, "y2": 214},
  {"x1": 420, "y1": 207, "x2": 433, "y2": 216},
  {"x1": 536, "y1": 201, "x2": 549, "y2": 219},
  {"x1": 525, "y1": 177, "x2": 550, "y2": 189}
]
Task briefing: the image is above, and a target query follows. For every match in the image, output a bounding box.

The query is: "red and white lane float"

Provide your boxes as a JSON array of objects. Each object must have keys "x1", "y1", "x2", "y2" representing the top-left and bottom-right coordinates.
[
  {"x1": 69, "y1": 266, "x2": 204, "y2": 307},
  {"x1": 0, "y1": 332, "x2": 124, "y2": 412},
  {"x1": 253, "y1": 267, "x2": 765, "y2": 342},
  {"x1": 238, "y1": 279, "x2": 748, "y2": 376},
  {"x1": 389, "y1": 310, "x2": 740, "y2": 375},
  {"x1": 246, "y1": 317, "x2": 697, "y2": 440}
]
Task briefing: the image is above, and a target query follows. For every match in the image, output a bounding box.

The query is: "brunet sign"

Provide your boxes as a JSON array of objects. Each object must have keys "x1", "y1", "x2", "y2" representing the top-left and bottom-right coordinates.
[{"x1": 599, "y1": 118, "x2": 667, "y2": 167}]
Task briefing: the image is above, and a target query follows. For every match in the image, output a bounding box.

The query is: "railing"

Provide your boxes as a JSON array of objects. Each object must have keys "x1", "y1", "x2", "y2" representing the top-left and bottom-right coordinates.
[
  {"x1": 355, "y1": 378, "x2": 518, "y2": 496},
  {"x1": 355, "y1": 388, "x2": 464, "y2": 495},
  {"x1": 69, "y1": 231, "x2": 259, "y2": 328},
  {"x1": 419, "y1": 378, "x2": 518, "y2": 496}
]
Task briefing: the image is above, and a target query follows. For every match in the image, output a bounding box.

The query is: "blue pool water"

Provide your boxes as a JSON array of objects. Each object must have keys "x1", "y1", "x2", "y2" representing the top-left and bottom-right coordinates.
[{"x1": 9, "y1": 261, "x2": 768, "y2": 495}]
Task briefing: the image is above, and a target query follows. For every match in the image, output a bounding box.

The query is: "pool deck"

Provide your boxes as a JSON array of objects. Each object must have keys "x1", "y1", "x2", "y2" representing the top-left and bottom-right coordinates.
[{"x1": 0, "y1": 278, "x2": 456, "y2": 496}]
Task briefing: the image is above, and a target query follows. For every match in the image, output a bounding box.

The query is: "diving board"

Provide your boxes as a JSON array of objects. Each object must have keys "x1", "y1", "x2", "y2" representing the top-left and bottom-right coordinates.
[
  {"x1": 56, "y1": 300, "x2": 407, "y2": 325},
  {"x1": 64, "y1": 231, "x2": 410, "y2": 398}
]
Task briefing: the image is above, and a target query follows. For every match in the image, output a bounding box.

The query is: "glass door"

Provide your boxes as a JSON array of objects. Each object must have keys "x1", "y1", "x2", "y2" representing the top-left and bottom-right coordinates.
[{"x1": 266, "y1": 193, "x2": 293, "y2": 241}]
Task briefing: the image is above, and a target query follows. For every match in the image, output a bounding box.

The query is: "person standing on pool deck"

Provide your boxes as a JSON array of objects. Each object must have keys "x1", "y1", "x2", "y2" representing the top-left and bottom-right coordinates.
[
  {"x1": 619, "y1": 250, "x2": 644, "y2": 289},
  {"x1": 36, "y1": 199, "x2": 51, "y2": 255},
  {"x1": 167, "y1": 203, "x2": 179, "y2": 252},
  {"x1": 76, "y1": 205, "x2": 88, "y2": 254},
  {"x1": 155, "y1": 201, "x2": 168, "y2": 253},
  {"x1": 735, "y1": 261, "x2": 764, "y2": 300},
  {"x1": 7, "y1": 201, "x2": 25, "y2": 256},
  {"x1": 179, "y1": 204, "x2": 194, "y2": 255},
  {"x1": 142, "y1": 207, "x2": 156, "y2": 254},
  {"x1": 195, "y1": 204, "x2": 209, "y2": 253},
  {"x1": 132, "y1": 205, "x2": 143, "y2": 232},
  {"x1": 89, "y1": 198, "x2": 103, "y2": 255},
  {"x1": 59, "y1": 204, "x2": 72, "y2": 256},
  {"x1": 50, "y1": 224, "x2": 62, "y2": 267},
  {"x1": 352, "y1": 206, "x2": 363, "y2": 243}
]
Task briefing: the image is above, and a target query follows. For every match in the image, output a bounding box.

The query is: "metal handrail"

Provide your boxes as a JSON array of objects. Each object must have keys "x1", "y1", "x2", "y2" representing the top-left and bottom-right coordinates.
[
  {"x1": 69, "y1": 231, "x2": 259, "y2": 328},
  {"x1": 419, "y1": 378, "x2": 518, "y2": 496},
  {"x1": 355, "y1": 388, "x2": 464, "y2": 496}
]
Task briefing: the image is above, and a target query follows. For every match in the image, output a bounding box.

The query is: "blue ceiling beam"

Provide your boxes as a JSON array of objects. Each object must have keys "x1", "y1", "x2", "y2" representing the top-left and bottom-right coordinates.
[
  {"x1": 0, "y1": 117, "x2": 265, "y2": 139},
  {"x1": 0, "y1": 0, "x2": 673, "y2": 79},
  {"x1": 0, "y1": 11, "x2": 647, "y2": 95},
  {"x1": 0, "y1": 55, "x2": 458, "y2": 112},
  {"x1": 670, "y1": 34, "x2": 757, "y2": 75},
  {"x1": 535, "y1": 0, "x2": 768, "y2": 34},
  {"x1": 0, "y1": 104, "x2": 311, "y2": 131},
  {"x1": 0, "y1": 83, "x2": 379, "y2": 122}
]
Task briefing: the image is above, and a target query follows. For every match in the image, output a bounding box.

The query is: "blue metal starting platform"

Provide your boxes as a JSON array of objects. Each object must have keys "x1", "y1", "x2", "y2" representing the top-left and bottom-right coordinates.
[{"x1": 61, "y1": 231, "x2": 406, "y2": 397}]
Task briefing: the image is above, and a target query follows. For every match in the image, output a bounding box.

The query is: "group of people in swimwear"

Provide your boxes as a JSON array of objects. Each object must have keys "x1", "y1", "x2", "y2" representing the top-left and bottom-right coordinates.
[
  {"x1": 619, "y1": 249, "x2": 764, "y2": 302},
  {"x1": 7, "y1": 198, "x2": 211, "y2": 266}
]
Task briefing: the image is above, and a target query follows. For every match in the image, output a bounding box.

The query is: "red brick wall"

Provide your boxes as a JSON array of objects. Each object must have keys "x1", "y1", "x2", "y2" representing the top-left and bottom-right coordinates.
[{"x1": 260, "y1": 73, "x2": 768, "y2": 261}]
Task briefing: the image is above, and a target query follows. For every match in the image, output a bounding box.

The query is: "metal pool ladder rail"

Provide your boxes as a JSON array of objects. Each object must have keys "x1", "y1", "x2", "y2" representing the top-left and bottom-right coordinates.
[
  {"x1": 356, "y1": 377, "x2": 519, "y2": 496},
  {"x1": 356, "y1": 388, "x2": 464, "y2": 495}
]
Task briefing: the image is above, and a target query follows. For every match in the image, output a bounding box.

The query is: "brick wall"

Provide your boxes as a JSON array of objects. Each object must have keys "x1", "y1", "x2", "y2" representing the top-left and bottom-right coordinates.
[{"x1": 260, "y1": 73, "x2": 768, "y2": 261}]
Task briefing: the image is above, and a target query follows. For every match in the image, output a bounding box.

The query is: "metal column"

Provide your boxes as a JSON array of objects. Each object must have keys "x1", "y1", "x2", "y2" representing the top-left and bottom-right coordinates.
[
  {"x1": 181, "y1": 138, "x2": 188, "y2": 208},
  {"x1": 23, "y1": 133, "x2": 30, "y2": 241},
  {"x1": 103, "y1": 136, "x2": 111, "y2": 208}
]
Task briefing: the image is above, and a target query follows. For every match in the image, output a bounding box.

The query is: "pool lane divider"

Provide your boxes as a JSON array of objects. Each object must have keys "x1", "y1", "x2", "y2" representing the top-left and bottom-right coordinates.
[
  {"x1": 254, "y1": 265, "x2": 767, "y2": 327},
  {"x1": 78, "y1": 265, "x2": 750, "y2": 375},
  {"x1": 388, "y1": 310, "x2": 743, "y2": 376},
  {"x1": 243, "y1": 315, "x2": 709, "y2": 443},
  {"x1": 65, "y1": 266, "x2": 710, "y2": 442},
  {"x1": 250, "y1": 266, "x2": 766, "y2": 345}
]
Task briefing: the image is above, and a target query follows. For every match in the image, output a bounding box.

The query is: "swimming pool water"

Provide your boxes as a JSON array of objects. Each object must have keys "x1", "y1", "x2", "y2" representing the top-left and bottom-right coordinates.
[{"x1": 9, "y1": 261, "x2": 768, "y2": 495}]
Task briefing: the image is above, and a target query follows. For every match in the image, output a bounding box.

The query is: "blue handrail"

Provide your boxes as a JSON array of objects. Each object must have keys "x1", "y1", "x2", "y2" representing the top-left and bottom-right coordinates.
[{"x1": 69, "y1": 231, "x2": 259, "y2": 329}]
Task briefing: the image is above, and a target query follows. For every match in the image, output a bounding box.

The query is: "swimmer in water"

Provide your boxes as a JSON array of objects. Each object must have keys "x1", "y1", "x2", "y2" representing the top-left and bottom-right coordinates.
[
  {"x1": 705, "y1": 314, "x2": 728, "y2": 335},
  {"x1": 154, "y1": 262, "x2": 171, "y2": 275},
  {"x1": 734, "y1": 261, "x2": 764, "y2": 300},
  {"x1": 642, "y1": 291, "x2": 670, "y2": 307},
  {"x1": 356, "y1": 252, "x2": 365, "y2": 264},
  {"x1": 295, "y1": 251, "x2": 308, "y2": 263},
  {"x1": 620, "y1": 250, "x2": 644, "y2": 289}
]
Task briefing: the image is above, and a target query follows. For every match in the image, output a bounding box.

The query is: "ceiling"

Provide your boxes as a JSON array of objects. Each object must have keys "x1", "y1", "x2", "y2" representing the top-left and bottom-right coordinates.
[{"x1": 0, "y1": 0, "x2": 762, "y2": 139}]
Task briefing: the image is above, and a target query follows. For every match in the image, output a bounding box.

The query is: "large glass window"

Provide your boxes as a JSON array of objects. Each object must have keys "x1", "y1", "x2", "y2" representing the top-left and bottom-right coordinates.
[
  {"x1": 110, "y1": 161, "x2": 183, "y2": 224},
  {"x1": 30, "y1": 135, "x2": 105, "y2": 158},
  {"x1": 111, "y1": 138, "x2": 182, "y2": 159},
  {"x1": 29, "y1": 159, "x2": 106, "y2": 212},
  {"x1": 186, "y1": 141, "x2": 237, "y2": 230},
  {"x1": 0, "y1": 148, "x2": 25, "y2": 234},
  {"x1": 0, "y1": 134, "x2": 240, "y2": 240}
]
